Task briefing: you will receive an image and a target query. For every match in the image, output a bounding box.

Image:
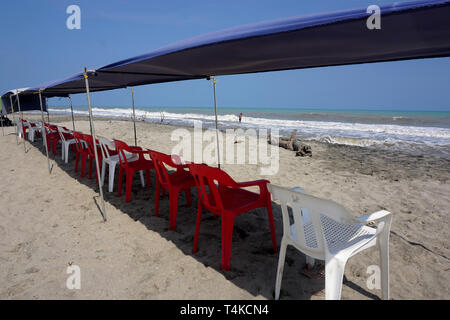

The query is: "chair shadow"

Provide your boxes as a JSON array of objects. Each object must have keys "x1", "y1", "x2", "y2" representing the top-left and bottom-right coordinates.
[{"x1": 28, "y1": 135, "x2": 381, "y2": 301}]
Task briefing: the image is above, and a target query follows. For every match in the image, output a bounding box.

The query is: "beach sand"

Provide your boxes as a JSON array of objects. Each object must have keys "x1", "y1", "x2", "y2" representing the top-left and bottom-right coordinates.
[{"x1": 0, "y1": 115, "x2": 449, "y2": 299}]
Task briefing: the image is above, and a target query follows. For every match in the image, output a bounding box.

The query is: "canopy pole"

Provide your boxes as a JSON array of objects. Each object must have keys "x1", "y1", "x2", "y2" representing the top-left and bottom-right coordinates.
[
  {"x1": 46, "y1": 98, "x2": 50, "y2": 123},
  {"x1": 69, "y1": 95, "x2": 75, "y2": 131},
  {"x1": 1, "y1": 113, "x2": 3, "y2": 136},
  {"x1": 39, "y1": 91, "x2": 51, "y2": 174},
  {"x1": 131, "y1": 87, "x2": 137, "y2": 146},
  {"x1": 84, "y1": 68, "x2": 107, "y2": 222},
  {"x1": 9, "y1": 95, "x2": 18, "y2": 144},
  {"x1": 211, "y1": 76, "x2": 220, "y2": 169},
  {"x1": 16, "y1": 93, "x2": 26, "y2": 153}
]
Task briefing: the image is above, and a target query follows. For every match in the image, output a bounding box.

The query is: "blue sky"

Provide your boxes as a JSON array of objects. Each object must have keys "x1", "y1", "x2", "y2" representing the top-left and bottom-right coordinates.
[{"x1": 1, "y1": 0, "x2": 449, "y2": 111}]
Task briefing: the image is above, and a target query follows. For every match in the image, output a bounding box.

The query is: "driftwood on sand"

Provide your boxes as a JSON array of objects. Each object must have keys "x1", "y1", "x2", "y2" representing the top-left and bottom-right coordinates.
[{"x1": 268, "y1": 129, "x2": 312, "y2": 157}]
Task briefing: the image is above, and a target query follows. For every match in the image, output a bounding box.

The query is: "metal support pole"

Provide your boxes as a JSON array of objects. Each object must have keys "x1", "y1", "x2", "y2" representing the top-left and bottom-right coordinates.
[
  {"x1": 39, "y1": 91, "x2": 51, "y2": 174},
  {"x1": 16, "y1": 93, "x2": 26, "y2": 152},
  {"x1": 131, "y1": 87, "x2": 137, "y2": 146},
  {"x1": 69, "y1": 95, "x2": 75, "y2": 131},
  {"x1": 84, "y1": 68, "x2": 107, "y2": 222},
  {"x1": 1, "y1": 100, "x2": 4, "y2": 136},
  {"x1": 211, "y1": 76, "x2": 221, "y2": 168},
  {"x1": 46, "y1": 98, "x2": 50, "y2": 123},
  {"x1": 9, "y1": 95, "x2": 18, "y2": 144}
]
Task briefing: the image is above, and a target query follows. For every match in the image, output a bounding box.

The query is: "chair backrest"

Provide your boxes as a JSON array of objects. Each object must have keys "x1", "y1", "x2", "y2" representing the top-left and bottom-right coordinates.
[
  {"x1": 113, "y1": 139, "x2": 134, "y2": 168},
  {"x1": 187, "y1": 163, "x2": 238, "y2": 213},
  {"x1": 72, "y1": 131, "x2": 87, "y2": 153},
  {"x1": 98, "y1": 136, "x2": 116, "y2": 160},
  {"x1": 21, "y1": 119, "x2": 29, "y2": 130},
  {"x1": 82, "y1": 134, "x2": 97, "y2": 156},
  {"x1": 57, "y1": 126, "x2": 69, "y2": 142},
  {"x1": 149, "y1": 151, "x2": 183, "y2": 188},
  {"x1": 268, "y1": 184, "x2": 357, "y2": 256}
]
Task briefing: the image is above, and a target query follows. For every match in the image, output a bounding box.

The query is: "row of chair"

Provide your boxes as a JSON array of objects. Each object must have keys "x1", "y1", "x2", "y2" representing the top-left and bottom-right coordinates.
[{"x1": 17, "y1": 117, "x2": 392, "y2": 300}]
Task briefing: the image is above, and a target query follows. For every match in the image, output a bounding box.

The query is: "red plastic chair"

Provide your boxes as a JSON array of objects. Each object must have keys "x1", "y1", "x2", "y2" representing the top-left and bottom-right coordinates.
[
  {"x1": 148, "y1": 151, "x2": 196, "y2": 230},
  {"x1": 20, "y1": 119, "x2": 29, "y2": 139},
  {"x1": 73, "y1": 131, "x2": 89, "y2": 177},
  {"x1": 114, "y1": 139, "x2": 154, "y2": 203},
  {"x1": 45, "y1": 123, "x2": 61, "y2": 156},
  {"x1": 42, "y1": 123, "x2": 57, "y2": 155},
  {"x1": 83, "y1": 133, "x2": 107, "y2": 181},
  {"x1": 187, "y1": 163, "x2": 278, "y2": 270}
]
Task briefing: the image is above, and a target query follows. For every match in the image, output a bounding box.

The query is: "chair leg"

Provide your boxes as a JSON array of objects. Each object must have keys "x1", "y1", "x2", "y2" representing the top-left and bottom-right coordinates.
[
  {"x1": 101, "y1": 160, "x2": 106, "y2": 187},
  {"x1": 154, "y1": 180, "x2": 161, "y2": 216},
  {"x1": 185, "y1": 188, "x2": 192, "y2": 207},
  {"x1": 108, "y1": 162, "x2": 116, "y2": 193},
  {"x1": 139, "y1": 171, "x2": 145, "y2": 187},
  {"x1": 266, "y1": 200, "x2": 278, "y2": 253},
  {"x1": 193, "y1": 200, "x2": 202, "y2": 253},
  {"x1": 74, "y1": 152, "x2": 79, "y2": 172},
  {"x1": 88, "y1": 157, "x2": 93, "y2": 179},
  {"x1": 325, "y1": 256, "x2": 347, "y2": 300},
  {"x1": 65, "y1": 143, "x2": 70, "y2": 163},
  {"x1": 125, "y1": 170, "x2": 134, "y2": 203},
  {"x1": 221, "y1": 215, "x2": 235, "y2": 271},
  {"x1": 169, "y1": 189, "x2": 180, "y2": 230},
  {"x1": 80, "y1": 154, "x2": 87, "y2": 177},
  {"x1": 117, "y1": 167, "x2": 123, "y2": 197},
  {"x1": 378, "y1": 222, "x2": 391, "y2": 300},
  {"x1": 52, "y1": 139, "x2": 58, "y2": 156},
  {"x1": 145, "y1": 169, "x2": 151, "y2": 189},
  {"x1": 275, "y1": 237, "x2": 289, "y2": 300},
  {"x1": 61, "y1": 142, "x2": 65, "y2": 160}
]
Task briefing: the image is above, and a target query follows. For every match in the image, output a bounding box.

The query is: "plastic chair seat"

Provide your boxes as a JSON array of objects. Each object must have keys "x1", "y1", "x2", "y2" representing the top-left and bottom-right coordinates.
[
  {"x1": 217, "y1": 187, "x2": 260, "y2": 212},
  {"x1": 290, "y1": 217, "x2": 376, "y2": 255},
  {"x1": 168, "y1": 170, "x2": 195, "y2": 185},
  {"x1": 126, "y1": 158, "x2": 153, "y2": 169}
]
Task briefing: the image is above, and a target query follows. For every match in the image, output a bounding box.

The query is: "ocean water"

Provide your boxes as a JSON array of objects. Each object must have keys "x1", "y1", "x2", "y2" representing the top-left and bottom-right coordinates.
[{"x1": 48, "y1": 106, "x2": 450, "y2": 159}]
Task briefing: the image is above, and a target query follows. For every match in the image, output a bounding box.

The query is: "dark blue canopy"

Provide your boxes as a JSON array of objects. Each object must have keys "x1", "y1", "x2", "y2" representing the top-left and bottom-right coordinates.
[
  {"x1": 1, "y1": 90, "x2": 47, "y2": 115},
  {"x1": 8, "y1": 0, "x2": 450, "y2": 97}
]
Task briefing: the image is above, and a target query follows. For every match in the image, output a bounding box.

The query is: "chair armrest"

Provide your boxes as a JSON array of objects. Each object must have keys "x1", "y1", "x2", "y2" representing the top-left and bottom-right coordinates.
[
  {"x1": 128, "y1": 146, "x2": 144, "y2": 153},
  {"x1": 290, "y1": 186, "x2": 307, "y2": 194},
  {"x1": 235, "y1": 179, "x2": 269, "y2": 188},
  {"x1": 355, "y1": 210, "x2": 391, "y2": 224}
]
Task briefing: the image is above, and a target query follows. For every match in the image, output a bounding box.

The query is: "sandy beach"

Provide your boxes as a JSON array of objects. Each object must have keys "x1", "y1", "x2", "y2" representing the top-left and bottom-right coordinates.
[{"x1": 0, "y1": 114, "x2": 449, "y2": 300}]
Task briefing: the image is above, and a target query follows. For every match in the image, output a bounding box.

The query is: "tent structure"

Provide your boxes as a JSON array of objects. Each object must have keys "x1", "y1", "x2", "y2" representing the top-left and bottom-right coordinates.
[
  {"x1": 1, "y1": 89, "x2": 47, "y2": 114},
  {"x1": 14, "y1": 0, "x2": 450, "y2": 97},
  {"x1": 3, "y1": 0, "x2": 450, "y2": 221}
]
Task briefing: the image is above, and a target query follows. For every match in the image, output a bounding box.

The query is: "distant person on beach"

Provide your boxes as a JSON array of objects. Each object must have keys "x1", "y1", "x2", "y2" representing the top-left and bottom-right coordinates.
[{"x1": 239, "y1": 112, "x2": 242, "y2": 123}]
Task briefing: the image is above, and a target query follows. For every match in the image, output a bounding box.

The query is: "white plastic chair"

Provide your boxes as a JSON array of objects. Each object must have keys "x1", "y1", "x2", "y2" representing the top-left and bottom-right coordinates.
[
  {"x1": 16, "y1": 118, "x2": 24, "y2": 139},
  {"x1": 57, "y1": 126, "x2": 76, "y2": 163},
  {"x1": 24, "y1": 120, "x2": 42, "y2": 142},
  {"x1": 268, "y1": 184, "x2": 392, "y2": 300},
  {"x1": 98, "y1": 136, "x2": 145, "y2": 193}
]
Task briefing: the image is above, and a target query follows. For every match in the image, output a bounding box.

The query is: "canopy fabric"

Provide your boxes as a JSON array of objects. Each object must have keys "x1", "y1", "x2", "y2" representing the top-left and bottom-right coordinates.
[{"x1": 6, "y1": 0, "x2": 450, "y2": 98}]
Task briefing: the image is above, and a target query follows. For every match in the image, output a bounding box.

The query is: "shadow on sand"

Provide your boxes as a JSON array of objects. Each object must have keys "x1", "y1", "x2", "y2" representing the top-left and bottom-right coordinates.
[{"x1": 27, "y1": 133, "x2": 379, "y2": 300}]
